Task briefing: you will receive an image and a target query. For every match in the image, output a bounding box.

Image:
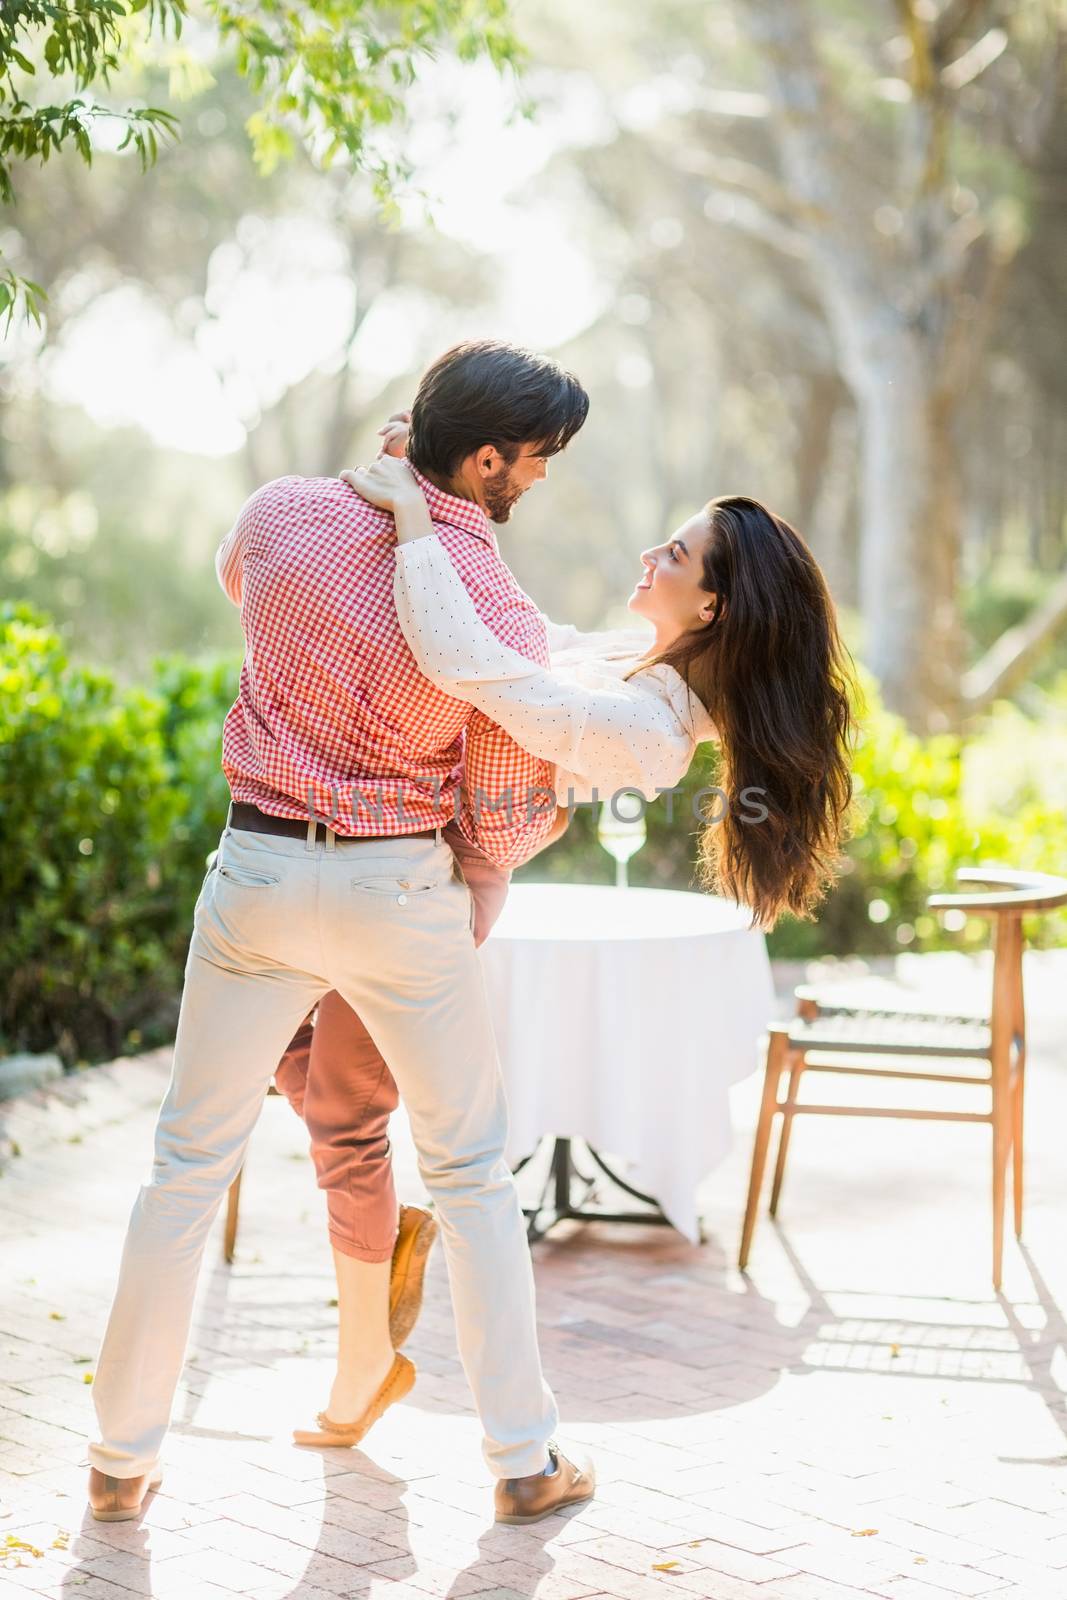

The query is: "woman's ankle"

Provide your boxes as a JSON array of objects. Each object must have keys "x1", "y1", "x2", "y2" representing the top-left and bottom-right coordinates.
[{"x1": 327, "y1": 1349, "x2": 395, "y2": 1419}]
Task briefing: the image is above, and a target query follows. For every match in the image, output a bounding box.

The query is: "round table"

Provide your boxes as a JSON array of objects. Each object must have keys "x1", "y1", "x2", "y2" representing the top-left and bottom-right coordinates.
[{"x1": 478, "y1": 883, "x2": 775, "y2": 1242}]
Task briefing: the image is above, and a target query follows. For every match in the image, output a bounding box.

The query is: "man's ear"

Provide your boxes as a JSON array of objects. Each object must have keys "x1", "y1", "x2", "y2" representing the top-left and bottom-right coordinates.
[{"x1": 474, "y1": 445, "x2": 505, "y2": 479}]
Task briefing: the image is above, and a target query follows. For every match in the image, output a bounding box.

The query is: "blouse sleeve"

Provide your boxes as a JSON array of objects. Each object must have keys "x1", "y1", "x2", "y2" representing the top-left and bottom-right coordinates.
[
  {"x1": 541, "y1": 615, "x2": 655, "y2": 656},
  {"x1": 394, "y1": 536, "x2": 696, "y2": 799},
  {"x1": 541, "y1": 615, "x2": 584, "y2": 653}
]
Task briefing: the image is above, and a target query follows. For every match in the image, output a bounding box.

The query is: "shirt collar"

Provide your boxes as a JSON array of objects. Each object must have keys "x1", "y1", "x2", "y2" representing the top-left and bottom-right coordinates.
[{"x1": 409, "y1": 464, "x2": 495, "y2": 548}]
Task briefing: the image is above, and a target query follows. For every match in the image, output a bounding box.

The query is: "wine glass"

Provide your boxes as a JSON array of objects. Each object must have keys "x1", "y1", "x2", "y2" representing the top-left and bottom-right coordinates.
[{"x1": 597, "y1": 791, "x2": 647, "y2": 889}]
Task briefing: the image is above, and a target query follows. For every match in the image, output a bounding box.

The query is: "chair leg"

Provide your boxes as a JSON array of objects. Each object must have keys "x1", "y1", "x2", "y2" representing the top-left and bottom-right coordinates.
[
  {"x1": 739, "y1": 1029, "x2": 789, "y2": 1271},
  {"x1": 1012, "y1": 1063, "x2": 1025, "y2": 1240},
  {"x1": 769, "y1": 1059, "x2": 804, "y2": 1218},
  {"x1": 991, "y1": 1092, "x2": 1011, "y2": 1292},
  {"x1": 224, "y1": 1166, "x2": 243, "y2": 1265}
]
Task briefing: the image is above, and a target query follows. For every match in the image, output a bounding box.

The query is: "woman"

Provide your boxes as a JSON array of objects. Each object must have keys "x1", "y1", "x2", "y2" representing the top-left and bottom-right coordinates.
[
  {"x1": 282, "y1": 431, "x2": 856, "y2": 1451},
  {"x1": 346, "y1": 434, "x2": 856, "y2": 927}
]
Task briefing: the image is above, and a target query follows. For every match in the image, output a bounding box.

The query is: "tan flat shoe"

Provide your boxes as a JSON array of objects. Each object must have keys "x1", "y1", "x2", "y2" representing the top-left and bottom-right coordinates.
[
  {"x1": 293, "y1": 1352, "x2": 415, "y2": 1448},
  {"x1": 88, "y1": 1466, "x2": 163, "y2": 1522},
  {"x1": 389, "y1": 1204, "x2": 438, "y2": 1348}
]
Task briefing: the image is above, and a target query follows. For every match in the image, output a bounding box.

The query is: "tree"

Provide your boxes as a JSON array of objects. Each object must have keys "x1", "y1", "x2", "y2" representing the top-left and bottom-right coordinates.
[
  {"x1": 0, "y1": 49, "x2": 505, "y2": 669},
  {"x1": 0, "y1": 0, "x2": 519, "y2": 323},
  {"x1": 493, "y1": 0, "x2": 1064, "y2": 722},
  {"x1": 710, "y1": 0, "x2": 1064, "y2": 729}
]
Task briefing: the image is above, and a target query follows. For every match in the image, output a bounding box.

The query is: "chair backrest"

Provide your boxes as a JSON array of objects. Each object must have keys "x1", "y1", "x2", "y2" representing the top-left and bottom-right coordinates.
[
  {"x1": 927, "y1": 866, "x2": 1067, "y2": 1069},
  {"x1": 926, "y1": 867, "x2": 1067, "y2": 916}
]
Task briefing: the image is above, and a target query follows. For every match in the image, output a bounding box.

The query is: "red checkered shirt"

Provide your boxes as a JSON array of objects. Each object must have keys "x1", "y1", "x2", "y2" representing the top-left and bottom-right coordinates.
[{"x1": 215, "y1": 470, "x2": 556, "y2": 868}]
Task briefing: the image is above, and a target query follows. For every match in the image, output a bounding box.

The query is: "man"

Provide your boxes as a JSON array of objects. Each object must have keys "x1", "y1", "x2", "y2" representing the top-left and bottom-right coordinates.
[{"x1": 88, "y1": 340, "x2": 594, "y2": 1527}]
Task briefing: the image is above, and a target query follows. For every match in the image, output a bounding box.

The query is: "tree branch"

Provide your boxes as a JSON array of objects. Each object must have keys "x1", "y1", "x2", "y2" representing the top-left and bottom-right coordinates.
[
  {"x1": 730, "y1": 0, "x2": 875, "y2": 300},
  {"x1": 702, "y1": 189, "x2": 811, "y2": 261},
  {"x1": 895, "y1": 0, "x2": 954, "y2": 197},
  {"x1": 940, "y1": 27, "x2": 1007, "y2": 91},
  {"x1": 962, "y1": 567, "x2": 1067, "y2": 713},
  {"x1": 735, "y1": 0, "x2": 833, "y2": 131},
  {"x1": 933, "y1": 0, "x2": 996, "y2": 62},
  {"x1": 674, "y1": 148, "x2": 828, "y2": 231},
  {"x1": 1015, "y1": 21, "x2": 1066, "y2": 163},
  {"x1": 899, "y1": 208, "x2": 985, "y2": 318},
  {"x1": 940, "y1": 226, "x2": 1019, "y2": 396},
  {"x1": 895, "y1": 0, "x2": 938, "y2": 97}
]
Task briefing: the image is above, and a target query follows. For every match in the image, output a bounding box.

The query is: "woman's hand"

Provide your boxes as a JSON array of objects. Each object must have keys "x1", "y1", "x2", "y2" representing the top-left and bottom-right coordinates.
[
  {"x1": 341, "y1": 449, "x2": 434, "y2": 545},
  {"x1": 341, "y1": 454, "x2": 421, "y2": 513},
  {"x1": 377, "y1": 411, "x2": 411, "y2": 460}
]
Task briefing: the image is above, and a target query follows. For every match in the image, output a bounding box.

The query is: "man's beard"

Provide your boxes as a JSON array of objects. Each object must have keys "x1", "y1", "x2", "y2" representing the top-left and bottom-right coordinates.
[{"x1": 484, "y1": 466, "x2": 525, "y2": 524}]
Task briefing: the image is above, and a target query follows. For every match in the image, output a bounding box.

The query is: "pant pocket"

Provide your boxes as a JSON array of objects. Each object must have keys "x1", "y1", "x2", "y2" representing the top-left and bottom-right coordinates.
[
  {"x1": 351, "y1": 875, "x2": 439, "y2": 899},
  {"x1": 218, "y1": 864, "x2": 280, "y2": 888}
]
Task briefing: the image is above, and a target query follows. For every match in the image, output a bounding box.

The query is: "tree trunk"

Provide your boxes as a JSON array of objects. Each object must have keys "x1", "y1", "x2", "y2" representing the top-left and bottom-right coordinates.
[
  {"x1": 793, "y1": 369, "x2": 845, "y2": 536},
  {"x1": 847, "y1": 330, "x2": 964, "y2": 730},
  {"x1": 728, "y1": 0, "x2": 1010, "y2": 730},
  {"x1": 808, "y1": 401, "x2": 859, "y2": 611}
]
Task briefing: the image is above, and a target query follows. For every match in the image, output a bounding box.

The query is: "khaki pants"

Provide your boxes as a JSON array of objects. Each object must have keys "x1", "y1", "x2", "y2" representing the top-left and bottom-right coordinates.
[
  {"x1": 272, "y1": 824, "x2": 513, "y2": 1263},
  {"x1": 89, "y1": 822, "x2": 558, "y2": 1480}
]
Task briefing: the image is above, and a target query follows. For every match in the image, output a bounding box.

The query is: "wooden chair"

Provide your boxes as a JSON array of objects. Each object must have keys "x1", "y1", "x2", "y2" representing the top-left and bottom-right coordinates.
[
  {"x1": 223, "y1": 1082, "x2": 281, "y2": 1264},
  {"x1": 739, "y1": 867, "x2": 1067, "y2": 1289}
]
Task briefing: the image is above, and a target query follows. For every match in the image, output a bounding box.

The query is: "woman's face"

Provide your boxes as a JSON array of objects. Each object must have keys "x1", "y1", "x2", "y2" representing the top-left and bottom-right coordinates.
[{"x1": 628, "y1": 511, "x2": 718, "y2": 638}]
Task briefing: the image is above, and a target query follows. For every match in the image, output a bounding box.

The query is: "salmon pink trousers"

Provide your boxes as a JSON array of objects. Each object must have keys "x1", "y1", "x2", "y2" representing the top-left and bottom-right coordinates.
[{"x1": 88, "y1": 820, "x2": 555, "y2": 1483}]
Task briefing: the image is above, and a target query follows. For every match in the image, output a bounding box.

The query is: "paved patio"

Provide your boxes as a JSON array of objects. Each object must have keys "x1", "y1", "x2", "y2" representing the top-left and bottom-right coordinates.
[{"x1": 2, "y1": 953, "x2": 1066, "y2": 1600}]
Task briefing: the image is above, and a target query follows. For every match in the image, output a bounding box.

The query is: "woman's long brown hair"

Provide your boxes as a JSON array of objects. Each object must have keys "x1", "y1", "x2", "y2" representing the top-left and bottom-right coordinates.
[{"x1": 635, "y1": 495, "x2": 857, "y2": 930}]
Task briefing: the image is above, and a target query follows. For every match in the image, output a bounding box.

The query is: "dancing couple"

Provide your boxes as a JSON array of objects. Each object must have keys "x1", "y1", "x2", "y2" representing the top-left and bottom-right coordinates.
[{"x1": 87, "y1": 339, "x2": 854, "y2": 1525}]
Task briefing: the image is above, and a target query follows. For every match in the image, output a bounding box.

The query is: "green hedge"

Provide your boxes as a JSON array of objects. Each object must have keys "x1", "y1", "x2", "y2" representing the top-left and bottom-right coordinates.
[
  {"x1": 2, "y1": 604, "x2": 1064, "y2": 1064},
  {"x1": 0, "y1": 605, "x2": 237, "y2": 1063}
]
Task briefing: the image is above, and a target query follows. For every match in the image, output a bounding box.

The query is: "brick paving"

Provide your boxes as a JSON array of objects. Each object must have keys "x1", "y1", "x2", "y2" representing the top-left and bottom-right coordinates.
[{"x1": 2, "y1": 952, "x2": 1066, "y2": 1600}]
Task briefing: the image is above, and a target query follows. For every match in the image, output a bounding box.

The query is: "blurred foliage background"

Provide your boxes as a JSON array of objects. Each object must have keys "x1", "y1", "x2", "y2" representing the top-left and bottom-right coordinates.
[{"x1": 2, "y1": 0, "x2": 1067, "y2": 1060}]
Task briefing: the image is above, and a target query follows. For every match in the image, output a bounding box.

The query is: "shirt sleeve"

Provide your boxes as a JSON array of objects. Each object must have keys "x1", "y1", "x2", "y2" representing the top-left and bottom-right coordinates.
[
  {"x1": 216, "y1": 516, "x2": 249, "y2": 608},
  {"x1": 427, "y1": 528, "x2": 558, "y2": 869},
  {"x1": 215, "y1": 480, "x2": 287, "y2": 607},
  {"x1": 394, "y1": 534, "x2": 697, "y2": 802}
]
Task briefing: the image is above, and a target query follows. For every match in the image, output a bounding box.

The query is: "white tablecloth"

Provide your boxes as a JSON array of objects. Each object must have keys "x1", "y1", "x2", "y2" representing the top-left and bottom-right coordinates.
[{"x1": 478, "y1": 883, "x2": 775, "y2": 1242}]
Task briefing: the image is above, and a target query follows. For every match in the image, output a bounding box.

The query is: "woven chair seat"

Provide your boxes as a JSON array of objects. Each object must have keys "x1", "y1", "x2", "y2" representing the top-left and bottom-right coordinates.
[{"x1": 787, "y1": 1008, "x2": 992, "y2": 1059}]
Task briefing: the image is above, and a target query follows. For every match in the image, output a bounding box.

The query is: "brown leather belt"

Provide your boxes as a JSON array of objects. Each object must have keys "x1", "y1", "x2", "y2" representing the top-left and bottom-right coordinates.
[{"x1": 229, "y1": 801, "x2": 440, "y2": 845}]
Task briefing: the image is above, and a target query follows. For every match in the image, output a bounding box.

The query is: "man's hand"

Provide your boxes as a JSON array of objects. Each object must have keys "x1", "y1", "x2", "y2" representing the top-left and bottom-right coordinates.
[{"x1": 522, "y1": 805, "x2": 572, "y2": 860}]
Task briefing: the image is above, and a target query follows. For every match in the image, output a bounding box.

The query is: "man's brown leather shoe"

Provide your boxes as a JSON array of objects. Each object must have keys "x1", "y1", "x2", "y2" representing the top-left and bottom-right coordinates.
[
  {"x1": 389, "y1": 1204, "x2": 438, "y2": 1347},
  {"x1": 494, "y1": 1442, "x2": 595, "y2": 1525},
  {"x1": 88, "y1": 1466, "x2": 162, "y2": 1522}
]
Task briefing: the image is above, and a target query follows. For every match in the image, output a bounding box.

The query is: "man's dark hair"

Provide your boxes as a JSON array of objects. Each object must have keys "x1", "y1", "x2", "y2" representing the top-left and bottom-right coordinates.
[{"x1": 407, "y1": 340, "x2": 589, "y2": 479}]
